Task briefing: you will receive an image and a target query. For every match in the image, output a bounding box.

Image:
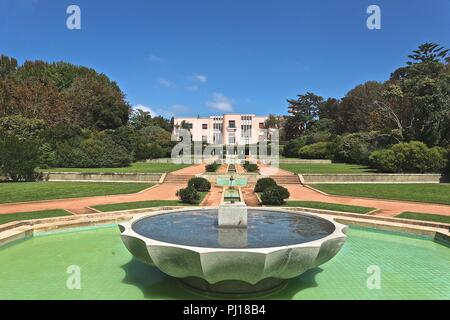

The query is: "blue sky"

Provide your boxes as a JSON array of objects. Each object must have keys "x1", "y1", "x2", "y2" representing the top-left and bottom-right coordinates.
[{"x1": 1, "y1": 0, "x2": 449, "y2": 118}]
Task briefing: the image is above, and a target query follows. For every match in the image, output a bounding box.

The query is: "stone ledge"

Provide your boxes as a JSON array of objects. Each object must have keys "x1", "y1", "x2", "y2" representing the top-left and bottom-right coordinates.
[
  {"x1": 42, "y1": 172, "x2": 163, "y2": 183},
  {"x1": 301, "y1": 173, "x2": 443, "y2": 184}
]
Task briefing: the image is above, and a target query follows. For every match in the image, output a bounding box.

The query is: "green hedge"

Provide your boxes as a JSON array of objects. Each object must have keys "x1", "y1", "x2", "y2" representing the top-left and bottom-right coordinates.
[
  {"x1": 369, "y1": 141, "x2": 447, "y2": 173},
  {"x1": 254, "y1": 178, "x2": 277, "y2": 193},
  {"x1": 261, "y1": 185, "x2": 290, "y2": 205},
  {"x1": 188, "y1": 177, "x2": 211, "y2": 192},
  {"x1": 176, "y1": 187, "x2": 200, "y2": 204},
  {"x1": 243, "y1": 161, "x2": 259, "y2": 172},
  {"x1": 205, "y1": 162, "x2": 220, "y2": 172},
  {"x1": 299, "y1": 142, "x2": 333, "y2": 159}
]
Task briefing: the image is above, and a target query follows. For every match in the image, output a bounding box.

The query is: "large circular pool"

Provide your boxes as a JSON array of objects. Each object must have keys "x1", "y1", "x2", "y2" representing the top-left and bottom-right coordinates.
[{"x1": 131, "y1": 209, "x2": 336, "y2": 248}]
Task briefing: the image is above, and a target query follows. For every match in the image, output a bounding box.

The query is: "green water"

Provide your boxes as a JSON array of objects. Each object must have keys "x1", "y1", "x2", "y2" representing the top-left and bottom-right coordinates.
[
  {"x1": 217, "y1": 177, "x2": 248, "y2": 187},
  {"x1": 224, "y1": 189, "x2": 240, "y2": 202},
  {"x1": 0, "y1": 225, "x2": 448, "y2": 300}
]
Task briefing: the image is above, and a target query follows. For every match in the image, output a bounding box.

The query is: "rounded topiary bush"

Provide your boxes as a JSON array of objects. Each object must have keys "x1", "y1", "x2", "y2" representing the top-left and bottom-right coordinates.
[
  {"x1": 254, "y1": 177, "x2": 277, "y2": 193},
  {"x1": 205, "y1": 162, "x2": 220, "y2": 172},
  {"x1": 243, "y1": 161, "x2": 259, "y2": 172},
  {"x1": 260, "y1": 185, "x2": 290, "y2": 205},
  {"x1": 188, "y1": 177, "x2": 211, "y2": 192},
  {"x1": 176, "y1": 187, "x2": 200, "y2": 204}
]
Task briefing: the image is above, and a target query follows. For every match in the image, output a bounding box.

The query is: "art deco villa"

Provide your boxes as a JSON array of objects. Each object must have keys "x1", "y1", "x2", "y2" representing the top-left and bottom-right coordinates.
[{"x1": 174, "y1": 114, "x2": 269, "y2": 145}]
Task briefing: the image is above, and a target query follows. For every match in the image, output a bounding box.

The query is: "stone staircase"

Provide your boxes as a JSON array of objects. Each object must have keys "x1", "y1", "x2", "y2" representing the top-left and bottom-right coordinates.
[
  {"x1": 271, "y1": 175, "x2": 301, "y2": 185},
  {"x1": 163, "y1": 173, "x2": 195, "y2": 184}
]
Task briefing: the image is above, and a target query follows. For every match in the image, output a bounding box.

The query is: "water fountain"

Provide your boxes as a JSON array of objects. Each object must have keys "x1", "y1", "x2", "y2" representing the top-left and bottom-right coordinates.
[{"x1": 119, "y1": 201, "x2": 347, "y2": 294}]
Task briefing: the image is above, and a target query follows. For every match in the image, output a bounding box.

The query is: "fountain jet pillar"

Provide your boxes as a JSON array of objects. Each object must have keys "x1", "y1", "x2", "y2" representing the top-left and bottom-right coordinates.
[{"x1": 218, "y1": 202, "x2": 248, "y2": 228}]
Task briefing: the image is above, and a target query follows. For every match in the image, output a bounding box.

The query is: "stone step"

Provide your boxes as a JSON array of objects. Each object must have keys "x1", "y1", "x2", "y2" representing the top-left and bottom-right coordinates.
[
  {"x1": 0, "y1": 226, "x2": 33, "y2": 246},
  {"x1": 164, "y1": 174, "x2": 195, "y2": 183},
  {"x1": 271, "y1": 175, "x2": 301, "y2": 184}
]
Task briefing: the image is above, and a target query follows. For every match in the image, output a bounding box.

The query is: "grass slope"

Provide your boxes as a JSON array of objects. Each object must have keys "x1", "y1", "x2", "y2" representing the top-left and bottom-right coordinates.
[
  {"x1": 283, "y1": 201, "x2": 375, "y2": 213},
  {"x1": 0, "y1": 182, "x2": 152, "y2": 204},
  {"x1": 40, "y1": 162, "x2": 190, "y2": 174},
  {"x1": 396, "y1": 212, "x2": 450, "y2": 224},
  {"x1": 311, "y1": 184, "x2": 450, "y2": 205},
  {"x1": 280, "y1": 163, "x2": 375, "y2": 174},
  {"x1": 92, "y1": 192, "x2": 208, "y2": 212},
  {"x1": 0, "y1": 209, "x2": 72, "y2": 225}
]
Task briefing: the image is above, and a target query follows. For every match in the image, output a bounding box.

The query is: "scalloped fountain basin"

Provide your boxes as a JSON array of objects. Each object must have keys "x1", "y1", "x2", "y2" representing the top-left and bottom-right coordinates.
[{"x1": 119, "y1": 208, "x2": 347, "y2": 294}]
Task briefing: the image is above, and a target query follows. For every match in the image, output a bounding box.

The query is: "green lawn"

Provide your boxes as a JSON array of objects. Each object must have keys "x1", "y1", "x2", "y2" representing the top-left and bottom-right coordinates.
[
  {"x1": 92, "y1": 192, "x2": 208, "y2": 212},
  {"x1": 0, "y1": 182, "x2": 152, "y2": 204},
  {"x1": 282, "y1": 201, "x2": 375, "y2": 214},
  {"x1": 280, "y1": 163, "x2": 375, "y2": 174},
  {"x1": 396, "y1": 212, "x2": 450, "y2": 224},
  {"x1": 0, "y1": 209, "x2": 72, "y2": 225},
  {"x1": 40, "y1": 162, "x2": 190, "y2": 174},
  {"x1": 311, "y1": 184, "x2": 450, "y2": 205}
]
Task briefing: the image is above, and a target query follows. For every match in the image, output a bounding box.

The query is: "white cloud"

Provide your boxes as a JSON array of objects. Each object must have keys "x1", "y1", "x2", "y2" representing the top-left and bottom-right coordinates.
[
  {"x1": 133, "y1": 104, "x2": 158, "y2": 117},
  {"x1": 194, "y1": 74, "x2": 207, "y2": 83},
  {"x1": 158, "y1": 78, "x2": 172, "y2": 87},
  {"x1": 206, "y1": 93, "x2": 234, "y2": 112},
  {"x1": 148, "y1": 54, "x2": 167, "y2": 64}
]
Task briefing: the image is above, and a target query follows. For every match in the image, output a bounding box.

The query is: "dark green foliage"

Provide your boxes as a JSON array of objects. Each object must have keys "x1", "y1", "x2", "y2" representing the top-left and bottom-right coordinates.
[
  {"x1": 299, "y1": 142, "x2": 333, "y2": 159},
  {"x1": 333, "y1": 131, "x2": 399, "y2": 164},
  {"x1": 261, "y1": 185, "x2": 290, "y2": 205},
  {"x1": 254, "y1": 177, "x2": 277, "y2": 193},
  {"x1": 243, "y1": 161, "x2": 259, "y2": 172},
  {"x1": 205, "y1": 162, "x2": 220, "y2": 172},
  {"x1": 38, "y1": 143, "x2": 58, "y2": 169},
  {"x1": 285, "y1": 92, "x2": 323, "y2": 140},
  {"x1": 0, "y1": 55, "x2": 18, "y2": 77},
  {"x1": 0, "y1": 116, "x2": 46, "y2": 141},
  {"x1": 0, "y1": 116, "x2": 44, "y2": 181},
  {"x1": 369, "y1": 141, "x2": 447, "y2": 173},
  {"x1": 55, "y1": 136, "x2": 132, "y2": 168},
  {"x1": 188, "y1": 177, "x2": 211, "y2": 192},
  {"x1": 0, "y1": 134, "x2": 40, "y2": 181},
  {"x1": 446, "y1": 149, "x2": 450, "y2": 174},
  {"x1": 176, "y1": 187, "x2": 200, "y2": 204},
  {"x1": 282, "y1": 138, "x2": 305, "y2": 158}
]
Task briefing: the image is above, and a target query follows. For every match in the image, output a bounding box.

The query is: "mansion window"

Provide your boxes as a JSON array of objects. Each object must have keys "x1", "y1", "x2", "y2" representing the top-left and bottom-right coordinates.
[{"x1": 228, "y1": 133, "x2": 236, "y2": 144}]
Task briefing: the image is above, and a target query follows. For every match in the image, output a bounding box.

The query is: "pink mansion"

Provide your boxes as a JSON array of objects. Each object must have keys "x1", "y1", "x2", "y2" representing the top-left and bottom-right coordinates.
[{"x1": 173, "y1": 114, "x2": 269, "y2": 145}]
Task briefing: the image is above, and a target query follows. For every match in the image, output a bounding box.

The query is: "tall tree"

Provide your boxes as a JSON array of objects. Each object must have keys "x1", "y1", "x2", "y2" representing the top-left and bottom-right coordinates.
[{"x1": 285, "y1": 92, "x2": 323, "y2": 139}]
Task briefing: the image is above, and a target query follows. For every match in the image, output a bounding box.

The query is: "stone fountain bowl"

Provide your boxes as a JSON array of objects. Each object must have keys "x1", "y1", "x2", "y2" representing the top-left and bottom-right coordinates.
[{"x1": 118, "y1": 207, "x2": 348, "y2": 294}]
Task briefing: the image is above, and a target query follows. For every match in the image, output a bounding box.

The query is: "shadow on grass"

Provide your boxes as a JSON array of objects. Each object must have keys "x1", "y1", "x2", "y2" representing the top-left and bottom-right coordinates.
[{"x1": 121, "y1": 258, "x2": 323, "y2": 300}]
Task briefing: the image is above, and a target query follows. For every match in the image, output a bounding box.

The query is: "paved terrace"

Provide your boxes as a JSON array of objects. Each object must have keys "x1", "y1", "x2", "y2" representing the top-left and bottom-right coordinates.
[
  {"x1": 258, "y1": 164, "x2": 450, "y2": 217},
  {"x1": 0, "y1": 163, "x2": 449, "y2": 218}
]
